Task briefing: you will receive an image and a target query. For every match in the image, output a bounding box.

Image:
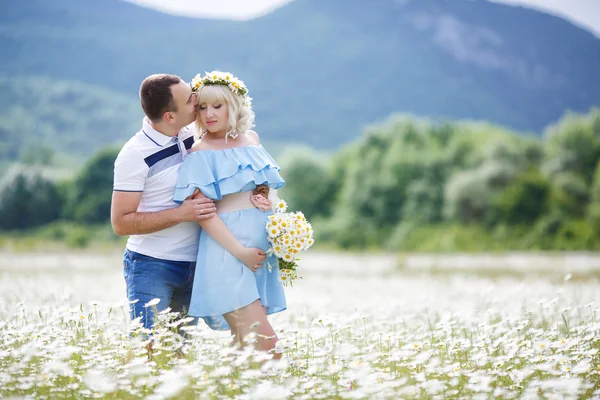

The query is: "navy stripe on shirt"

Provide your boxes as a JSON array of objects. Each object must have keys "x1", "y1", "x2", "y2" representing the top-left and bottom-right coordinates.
[
  {"x1": 144, "y1": 144, "x2": 179, "y2": 167},
  {"x1": 183, "y1": 136, "x2": 194, "y2": 150},
  {"x1": 144, "y1": 135, "x2": 194, "y2": 167},
  {"x1": 147, "y1": 153, "x2": 184, "y2": 178}
]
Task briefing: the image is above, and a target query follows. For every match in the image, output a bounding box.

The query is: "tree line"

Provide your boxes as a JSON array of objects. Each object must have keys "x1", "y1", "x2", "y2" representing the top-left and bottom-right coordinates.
[{"x1": 1, "y1": 107, "x2": 599, "y2": 251}]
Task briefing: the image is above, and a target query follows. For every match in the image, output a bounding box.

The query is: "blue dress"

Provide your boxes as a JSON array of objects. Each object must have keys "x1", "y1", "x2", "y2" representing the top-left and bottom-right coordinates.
[{"x1": 173, "y1": 144, "x2": 287, "y2": 330}]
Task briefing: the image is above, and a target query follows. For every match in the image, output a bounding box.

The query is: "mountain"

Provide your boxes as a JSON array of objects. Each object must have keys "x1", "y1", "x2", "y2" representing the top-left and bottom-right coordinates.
[
  {"x1": 1, "y1": 0, "x2": 599, "y2": 154},
  {"x1": 0, "y1": 76, "x2": 142, "y2": 160}
]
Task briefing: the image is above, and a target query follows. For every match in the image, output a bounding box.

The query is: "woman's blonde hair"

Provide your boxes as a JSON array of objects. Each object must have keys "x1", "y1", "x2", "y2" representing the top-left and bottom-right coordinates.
[{"x1": 195, "y1": 84, "x2": 255, "y2": 138}]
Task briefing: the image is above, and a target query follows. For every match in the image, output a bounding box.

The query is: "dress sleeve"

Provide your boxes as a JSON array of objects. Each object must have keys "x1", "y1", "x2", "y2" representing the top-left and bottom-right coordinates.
[
  {"x1": 173, "y1": 152, "x2": 221, "y2": 203},
  {"x1": 174, "y1": 146, "x2": 286, "y2": 203}
]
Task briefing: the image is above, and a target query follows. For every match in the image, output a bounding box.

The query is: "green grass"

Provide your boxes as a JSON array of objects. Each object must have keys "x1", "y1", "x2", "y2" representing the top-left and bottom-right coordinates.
[{"x1": 0, "y1": 222, "x2": 125, "y2": 253}]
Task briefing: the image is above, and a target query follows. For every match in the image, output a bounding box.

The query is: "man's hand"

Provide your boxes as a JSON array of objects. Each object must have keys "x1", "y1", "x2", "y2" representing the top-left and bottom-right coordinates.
[{"x1": 178, "y1": 189, "x2": 217, "y2": 222}]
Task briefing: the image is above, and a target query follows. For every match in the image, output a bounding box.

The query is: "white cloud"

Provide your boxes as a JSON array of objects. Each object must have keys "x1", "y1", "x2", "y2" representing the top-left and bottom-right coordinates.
[
  {"x1": 124, "y1": 0, "x2": 293, "y2": 20},
  {"x1": 491, "y1": 0, "x2": 600, "y2": 36}
]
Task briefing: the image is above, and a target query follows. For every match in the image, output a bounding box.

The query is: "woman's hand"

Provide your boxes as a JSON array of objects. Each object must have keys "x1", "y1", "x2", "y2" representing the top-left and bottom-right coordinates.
[
  {"x1": 235, "y1": 247, "x2": 267, "y2": 272},
  {"x1": 250, "y1": 194, "x2": 272, "y2": 211}
]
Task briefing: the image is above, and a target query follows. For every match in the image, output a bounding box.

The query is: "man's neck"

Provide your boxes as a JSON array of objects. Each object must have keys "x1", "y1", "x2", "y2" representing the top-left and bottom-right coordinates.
[{"x1": 148, "y1": 119, "x2": 179, "y2": 137}]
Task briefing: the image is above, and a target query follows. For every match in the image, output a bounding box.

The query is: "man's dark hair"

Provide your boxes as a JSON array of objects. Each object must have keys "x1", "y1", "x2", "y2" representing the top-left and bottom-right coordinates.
[{"x1": 139, "y1": 74, "x2": 181, "y2": 122}]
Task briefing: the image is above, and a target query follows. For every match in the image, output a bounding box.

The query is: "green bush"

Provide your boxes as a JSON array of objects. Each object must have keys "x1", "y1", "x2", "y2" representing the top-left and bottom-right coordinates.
[
  {"x1": 0, "y1": 170, "x2": 66, "y2": 230},
  {"x1": 66, "y1": 147, "x2": 119, "y2": 224},
  {"x1": 65, "y1": 227, "x2": 90, "y2": 248},
  {"x1": 552, "y1": 220, "x2": 597, "y2": 251},
  {"x1": 491, "y1": 169, "x2": 550, "y2": 225}
]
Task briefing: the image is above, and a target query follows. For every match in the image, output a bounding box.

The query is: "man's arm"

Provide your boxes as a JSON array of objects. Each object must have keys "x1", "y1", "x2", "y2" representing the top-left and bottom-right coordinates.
[{"x1": 111, "y1": 189, "x2": 216, "y2": 236}]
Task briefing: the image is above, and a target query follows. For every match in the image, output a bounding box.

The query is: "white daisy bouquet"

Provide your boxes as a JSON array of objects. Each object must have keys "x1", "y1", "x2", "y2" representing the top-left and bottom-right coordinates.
[{"x1": 265, "y1": 198, "x2": 314, "y2": 286}]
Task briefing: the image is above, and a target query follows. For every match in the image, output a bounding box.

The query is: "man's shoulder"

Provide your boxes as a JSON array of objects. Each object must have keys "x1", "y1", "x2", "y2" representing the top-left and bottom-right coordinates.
[
  {"x1": 181, "y1": 124, "x2": 197, "y2": 141},
  {"x1": 116, "y1": 132, "x2": 147, "y2": 163}
]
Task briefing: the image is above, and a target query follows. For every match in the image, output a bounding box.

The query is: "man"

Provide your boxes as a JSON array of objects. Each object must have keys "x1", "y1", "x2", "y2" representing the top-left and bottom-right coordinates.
[{"x1": 111, "y1": 73, "x2": 222, "y2": 330}]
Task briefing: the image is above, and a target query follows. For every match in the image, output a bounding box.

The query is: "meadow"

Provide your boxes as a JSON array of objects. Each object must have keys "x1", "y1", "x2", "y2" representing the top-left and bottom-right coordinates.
[{"x1": 0, "y1": 251, "x2": 599, "y2": 399}]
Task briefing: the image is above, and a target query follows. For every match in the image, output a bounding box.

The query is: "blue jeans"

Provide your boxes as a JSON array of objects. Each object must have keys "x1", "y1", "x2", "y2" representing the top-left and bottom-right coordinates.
[{"x1": 123, "y1": 249, "x2": 196, "y2": 330}]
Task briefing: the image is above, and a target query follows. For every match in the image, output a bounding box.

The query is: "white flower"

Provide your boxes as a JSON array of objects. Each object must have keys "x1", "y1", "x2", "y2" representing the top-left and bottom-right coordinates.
[
  {"x1": 272, "y1": 244, "x2": 284, "y2": 258},
  {"x1": 278, "y1": 214, "x2": 292, "y2": 231},
  {"x1": 250, "y1": 381, "x2": 290, "y2": 400},
  {"x1": 206, "y1": 70, "x2": 224, "y2": 81},
  {"x1": 273, "y1": 199, "x2": 288, "y2": 213},
  {"x1": 191, "y1": 74, "x2": 203, "y2": 90},
  {"x1": 294, "y1": 211, "x2": 306, "y2": 221},
  {"x1": 268, "y1": 226, "x2": 281, "y2": 238},
  {"x1": 249, "y1": 321, "x2": 260, "y2": 329},
  {"x1": 152, "y1": 371, "x2": 189, "y2": 399},
  {"x1": 84, "y1": 369, "x2": 117, "y2": 394},
  {"x1": 144, "y1": 298, "x2": 161, "y2": 308},
  {"x1": 266, "y1": 216, "x2": 279, "y2": 229}
]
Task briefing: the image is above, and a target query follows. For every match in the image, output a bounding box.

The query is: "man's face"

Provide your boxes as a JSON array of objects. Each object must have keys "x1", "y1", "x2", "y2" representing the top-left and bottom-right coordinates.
[{"x1": 168, "y1": 80, "x2": 197, "y2": 127}]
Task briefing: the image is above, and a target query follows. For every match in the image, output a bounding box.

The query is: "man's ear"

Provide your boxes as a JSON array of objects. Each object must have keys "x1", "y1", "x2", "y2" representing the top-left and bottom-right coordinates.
[{"x1": 163, "y1": 112, "x2": 174, "y2": 123}]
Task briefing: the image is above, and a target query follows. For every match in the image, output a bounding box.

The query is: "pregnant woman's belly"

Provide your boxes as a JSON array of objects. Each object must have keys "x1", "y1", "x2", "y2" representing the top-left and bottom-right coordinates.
[{"x1": 214, "y1": 192, "x2": 271, "y2": 250}]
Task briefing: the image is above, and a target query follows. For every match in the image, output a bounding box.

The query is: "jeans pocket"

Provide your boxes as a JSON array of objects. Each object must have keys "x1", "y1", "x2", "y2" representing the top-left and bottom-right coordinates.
[
  {"x1": 123, "y1": 251, "x2": 135, "y2": 282},
  {"x1": 123, "y1": 258, "x2": 130, "y2": 282}
]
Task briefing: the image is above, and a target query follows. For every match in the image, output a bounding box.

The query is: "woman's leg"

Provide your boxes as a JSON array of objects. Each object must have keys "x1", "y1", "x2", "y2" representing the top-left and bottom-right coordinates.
[{"x1": 223, "y1": 299, "x2": 280, "y2": 358}]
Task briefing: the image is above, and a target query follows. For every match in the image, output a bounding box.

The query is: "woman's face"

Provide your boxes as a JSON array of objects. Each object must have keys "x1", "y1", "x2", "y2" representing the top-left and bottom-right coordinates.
[{"x1": 198, "y1": 101, "x2": 229, "y2": 134}]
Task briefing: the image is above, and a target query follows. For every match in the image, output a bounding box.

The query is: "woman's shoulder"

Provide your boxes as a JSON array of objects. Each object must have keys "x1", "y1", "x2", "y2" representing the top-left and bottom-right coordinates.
[
  {"x1": 189, "y1": 138, "x2": 218, "y2": 153},
  {"x1": 177, "y1": 130, "x2": 284, "y2": 197},
  {"x1": 242, "y1": 130, "x2": 260, "y2": 145},
  {"x1": 189, "y1": 131, "x2": 261, "y2": 154}
]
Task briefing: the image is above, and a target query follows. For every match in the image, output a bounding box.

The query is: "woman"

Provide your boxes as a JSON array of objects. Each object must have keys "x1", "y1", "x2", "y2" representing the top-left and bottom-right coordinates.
[{"x1": 174, "y1": 71, "x2": 286, "y2": 356}]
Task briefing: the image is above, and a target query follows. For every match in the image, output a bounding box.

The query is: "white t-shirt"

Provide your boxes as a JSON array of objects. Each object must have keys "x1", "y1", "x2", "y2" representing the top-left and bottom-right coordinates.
[{"x1": 113, "y1": 118, "x2": 200, "y2": 261}]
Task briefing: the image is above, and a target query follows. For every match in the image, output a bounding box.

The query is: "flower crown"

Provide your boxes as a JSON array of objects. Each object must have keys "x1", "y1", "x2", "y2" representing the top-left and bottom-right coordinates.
[{"x1": 191, "y1": 71, "x2": 252, "y2": 106}]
